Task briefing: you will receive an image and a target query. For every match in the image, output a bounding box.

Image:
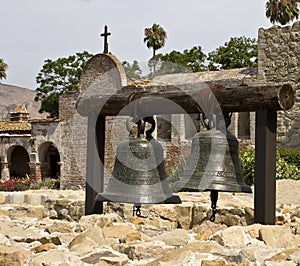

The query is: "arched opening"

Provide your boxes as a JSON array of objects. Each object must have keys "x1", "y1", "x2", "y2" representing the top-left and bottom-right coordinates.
[
  {"x1": 8, "y1": 145, "x2": 30, "y2": 178},
  {"x1": 39, "y1": 142, "x2": 61, "y2": 180}
]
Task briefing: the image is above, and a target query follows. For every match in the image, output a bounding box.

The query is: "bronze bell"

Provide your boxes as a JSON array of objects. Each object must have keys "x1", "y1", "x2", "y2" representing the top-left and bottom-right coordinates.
[
  {"x1": 173, "y1": 112, "x2": 251, "y2": 221},
  {"x1": 173, "y1": 129, "x2": 252, "y2": 193},
  {"x1": 97, "y1": 117, "x2": 181, "y2": 210}
]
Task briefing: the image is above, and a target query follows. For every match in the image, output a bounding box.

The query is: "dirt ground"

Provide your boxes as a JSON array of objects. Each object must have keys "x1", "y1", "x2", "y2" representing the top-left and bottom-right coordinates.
[{"x1": 276, "y1": 179, "x2": 300, "y2": 205}]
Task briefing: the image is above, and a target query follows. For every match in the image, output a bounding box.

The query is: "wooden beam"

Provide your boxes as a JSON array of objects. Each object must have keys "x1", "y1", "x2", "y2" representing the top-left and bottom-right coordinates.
[{"x1": 77, "y1": 84, "x2": 294, "y2": 116}]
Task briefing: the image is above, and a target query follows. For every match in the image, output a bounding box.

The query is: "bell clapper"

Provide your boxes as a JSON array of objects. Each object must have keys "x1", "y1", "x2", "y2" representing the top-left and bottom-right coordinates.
[
  {"x1": 209, "y1": 190, "x2": 219, "y2": 222},
  {"x1": 133, "y1": 204, "x2": 142, "y2": 217}
]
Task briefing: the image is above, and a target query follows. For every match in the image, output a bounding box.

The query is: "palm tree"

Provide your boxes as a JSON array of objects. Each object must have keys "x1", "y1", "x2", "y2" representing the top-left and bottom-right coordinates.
[
  {"x1": 0, "y1": 58, "x2": 8, "y2": 81},
  {"x1": 144, "y1": 23, "x2": 167, "y2": 58},
  {"x1": 266, "y1": 0, "x2": 299, "y2": 25}
]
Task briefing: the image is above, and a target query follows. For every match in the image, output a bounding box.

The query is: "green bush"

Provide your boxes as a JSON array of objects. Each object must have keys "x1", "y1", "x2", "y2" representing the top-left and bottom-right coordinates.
[{"x1": 240, "y1": 147, "x2": 300, "y2": 186}]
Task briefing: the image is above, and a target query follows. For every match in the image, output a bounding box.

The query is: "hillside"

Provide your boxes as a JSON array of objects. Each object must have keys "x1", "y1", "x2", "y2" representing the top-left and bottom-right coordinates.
[{"x1": 0, "y1": 83, "x2": 46, "y2": 120}]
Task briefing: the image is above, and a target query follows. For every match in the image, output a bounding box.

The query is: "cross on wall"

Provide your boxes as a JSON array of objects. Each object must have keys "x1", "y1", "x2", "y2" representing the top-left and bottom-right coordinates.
[{"x1": 100, "y1": 25, "x2": 111, "y2": 54}]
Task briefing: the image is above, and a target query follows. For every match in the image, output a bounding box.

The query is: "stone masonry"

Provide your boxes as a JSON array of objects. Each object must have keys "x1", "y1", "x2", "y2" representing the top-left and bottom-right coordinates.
[{"x1": 258, "y1": 22, "x2": 300, "y2": 147}]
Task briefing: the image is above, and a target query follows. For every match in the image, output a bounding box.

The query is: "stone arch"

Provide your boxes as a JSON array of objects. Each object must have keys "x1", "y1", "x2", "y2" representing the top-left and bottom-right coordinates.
[
  {"x1": 38, "y1": 142, "x2": 61, "y2": 179},
  {"x1": 7, "y1": 145, "x2": 30, "y2": 178}
]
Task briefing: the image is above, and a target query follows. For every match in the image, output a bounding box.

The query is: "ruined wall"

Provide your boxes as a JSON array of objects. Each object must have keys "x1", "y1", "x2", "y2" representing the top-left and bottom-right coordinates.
[
  {"x1": 58, "y1": 92, "x2": 87, "y2": 189},
  {"x1": 258, "y1": 22, "x2": 300, "y2": 147}
]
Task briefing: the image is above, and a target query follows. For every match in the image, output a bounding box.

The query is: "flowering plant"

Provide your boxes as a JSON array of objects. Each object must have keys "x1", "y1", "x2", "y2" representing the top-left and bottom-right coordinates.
[{"x1": 0, "y1": 176, "x2": 59, "y2": 191}]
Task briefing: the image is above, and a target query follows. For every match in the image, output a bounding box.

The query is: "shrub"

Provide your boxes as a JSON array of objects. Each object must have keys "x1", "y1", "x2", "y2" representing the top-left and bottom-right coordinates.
[{"x1": 240, "y1": 147, "x2": 300, "y2": 186}]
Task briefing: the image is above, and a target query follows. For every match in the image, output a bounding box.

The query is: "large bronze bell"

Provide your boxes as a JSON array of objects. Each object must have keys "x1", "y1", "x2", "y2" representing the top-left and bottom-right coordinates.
[
  {"x1": 173, "y1": 129, "x2": 252, "y2": 193},
  {"x1": 97, "y1": 117, "x2": 181, "y2": 210}
]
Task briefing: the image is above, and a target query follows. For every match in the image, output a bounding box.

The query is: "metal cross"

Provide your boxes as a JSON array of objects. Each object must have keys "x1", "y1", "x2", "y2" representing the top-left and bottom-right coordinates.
[{"x1": 100, "y1": 25, "x2": 111, "y2": 54}]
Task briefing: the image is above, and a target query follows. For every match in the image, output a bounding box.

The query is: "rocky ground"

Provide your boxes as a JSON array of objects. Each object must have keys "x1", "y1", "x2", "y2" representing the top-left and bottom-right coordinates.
[{"x1": 0, "y1": 180, "x2": 299, "y2": 266}]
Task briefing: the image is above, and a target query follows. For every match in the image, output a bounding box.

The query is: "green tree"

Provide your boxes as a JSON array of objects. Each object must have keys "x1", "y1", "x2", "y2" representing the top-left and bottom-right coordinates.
[
  {"x1": 156, "y1": 46, "x2": 207, "y2": 74},
  {"x1": 207, "y1": 37, "x2": 258, "y2": 70},
  {"x1": 122, "y1": 60, "x2": 142, "y2": 79},
  {"x1": 266, "y1": 0, "x2": 299, "y2": 25},
  {"x1": 35, "y1": 51, "x2": 93, "y2": 118},
  {"x1": 0, "y1": 58, "x2": 8, "y2": 81},
  {"x1": 144, "y1": 23, "x2": 167, "y2": 58}
]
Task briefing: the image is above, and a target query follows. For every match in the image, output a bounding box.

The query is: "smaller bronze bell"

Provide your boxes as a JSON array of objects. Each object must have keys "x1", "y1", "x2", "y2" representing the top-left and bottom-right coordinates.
[
  {"x1": 97, "y1": 117, "x2": 181, "y2": 208},
  {"x1": 174, "y1": 129, "x2": 251, "y2": 193},
  {"x1": 173, "y1": 112, "x2": 251, "y2": 221}
]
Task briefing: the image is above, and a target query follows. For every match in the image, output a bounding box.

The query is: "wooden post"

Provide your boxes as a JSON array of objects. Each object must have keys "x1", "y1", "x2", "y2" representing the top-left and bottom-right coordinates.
[
  {"x1": 85, "y1": 113, "x2": 105, "y2": 215},
  {"x1": 254, "y1": 109, "x2": 277, "y2": 224}
]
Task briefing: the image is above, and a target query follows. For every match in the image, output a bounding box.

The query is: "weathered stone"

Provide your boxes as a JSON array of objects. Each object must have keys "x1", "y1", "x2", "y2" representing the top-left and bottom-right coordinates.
[
  {"x1": 102, "y1": 224, "x2": 134, "y2": 237},
  {"x1": 79, "y1": 213, "x2": 123, "y2": 229},
  {"x1": 127, "y1": 216, "x2": 145, "y2": 227},
  {"x1": 0, "y1": 245, "x2": 28, "y2": 266},
  {"x1": 149, "y1": 205, "x2": 177, "y2": 221},
  {"x1": 195, "y1": 230, "x2": 212, "y2": 240},
  {"x1": 68, "y1": 235, "x2": 96, "y2": 249},
  {"x1": 259, "y1": 226, "x2": 300, "y2": 249},
  {"x1": 75, "y1": 227, "x2": 106, "y2": 245},
  {"x1": 97, "y1": 256, "x2": 128, "y2": 266},
  {"x1": 115, "y1": 242, "x2": 176, "y2": 260},
  {"x1": 151, "y1": 229, "x2": 191, "y2": 246},
  {"x1": 30, "y1": 250, "x2": 84, "y2": 266},
  {"x1": 174, "y1": 203, "x2": 193, "y2": 229},
  {"x1": 45, "y1": 221, "x2": 73, "y2": 233},
  {"x1": 265, "y1": 248, "x2": 300, "y2": 263},
  {"x1": 201, "y1": 260, "x2": 226, "y2": 266},
  {"x1": 212, "y1": 226, "x2": 251, "y2": 247},
  {"x1": 31, "y1": 243, "x2": 55, "y2": 253},
  {"x1": 144, "y1": 241, "x2": 226, "y2": 265},
  {"x1": 193, "y1": 220, "x2": 227, "y2": 235}
]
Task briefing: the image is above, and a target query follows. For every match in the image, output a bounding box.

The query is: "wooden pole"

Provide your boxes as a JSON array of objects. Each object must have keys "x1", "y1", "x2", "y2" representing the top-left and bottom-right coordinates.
[{"x1": 254, "y1": 109, "x2": 277, "y2": 224}]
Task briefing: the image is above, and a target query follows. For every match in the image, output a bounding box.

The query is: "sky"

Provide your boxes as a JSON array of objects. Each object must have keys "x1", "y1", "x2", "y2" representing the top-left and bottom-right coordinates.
[{"x1": 1, "y1": 0, "x2": 275, "y2": 90}]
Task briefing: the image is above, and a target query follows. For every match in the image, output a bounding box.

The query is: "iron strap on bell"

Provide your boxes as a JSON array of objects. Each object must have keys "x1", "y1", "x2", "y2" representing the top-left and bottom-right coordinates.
[
  {"x1": 96, "y1": 116, "x2": 181, "y2": 216},
  {"x1": 174, "y1": 111, "x2": 251, "y2": 221}
]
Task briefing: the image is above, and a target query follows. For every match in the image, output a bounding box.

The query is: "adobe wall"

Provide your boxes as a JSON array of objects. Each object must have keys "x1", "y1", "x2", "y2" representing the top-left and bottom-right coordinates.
[{"x1": 258, "y1": 22, "x2": 300, "y2": 147}]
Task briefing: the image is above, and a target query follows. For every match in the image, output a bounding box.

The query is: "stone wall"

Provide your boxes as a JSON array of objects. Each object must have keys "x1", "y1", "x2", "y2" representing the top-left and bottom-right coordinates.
[
  {"x1": 258, "y1": 22, "x2": 300, "y2": 147},
  {"x1": 58, "y1": 92, "x2": 87, "y2": 189}
]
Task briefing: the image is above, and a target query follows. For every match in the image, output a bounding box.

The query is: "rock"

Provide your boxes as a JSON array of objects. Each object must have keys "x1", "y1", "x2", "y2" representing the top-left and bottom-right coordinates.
[
  {"x1": 144, "y1": 241, "x2": 226, "y2": 266},
  {"x1": 45, "y1": 221, "x2": 73, "y2": 233},
  {"x1": 115, "y1": 241, "x2": 176, "y2": 260},
  {"x1": 175, "y1": 203, "x2": 193, "y2": 229},
  {"x1": 195, "y1": 230, "x2": 212, "y2": 240},
  {"x1": 79, "y1": 213, "x2": 123, "y2": 229},
  {"x1": 193, "y1": 220, "x2": 227, "y2": 235},
  {"x1": 68, "y1": 235, "x2": 96, "y2": 249},
  {"x1": 69, "y1": 227, "x2": 106, "y2": 248},
  {"x1": 127, "y1": 216, "x2": 145, "y2": 227},
  {"x1": 30, "y1": 250, "x2": 84, "y2": 266},
  {"x1": 265, "y1": 248, "x2": 300, "y2": 264},
  {"x1": 240, "y1": 242, "x2": 282, "y2": 263},
  {"x1": 0, "y1": 192, "x2": 5, "y2": 204},
  {"x1": 0, "y1": 245, "x2": 28, "y2": 266},
  {"x1": 212, "y1": 226, "x2": 251, "y2": 247},
  {"x1": 31, "y1": 243, "x2": 55, "y2": 253},
  {"x1": 259, "y1": 226, "x2": 300, "y2": 248},
  {"x1": 102, "y1": 224, "x2": 144, "y2": 242},
  {"x1": 201, "y1": 260, "x2": 226, "y2": 266},
  {"x1": 81, "y1": 251, "x2": 126, "y2": 265},
  {"x1": 192, "y1": 204, "x2": 208, "y2": 226},
  {"x1": 97, "y1": 256, "x2": 128, "y2": 266},
  {"x1": 149, "y1": 205, "x2": 178, "y2": 221},
  {"x1": 151, "y1": 229, "x2": 191, "y2": 246}
]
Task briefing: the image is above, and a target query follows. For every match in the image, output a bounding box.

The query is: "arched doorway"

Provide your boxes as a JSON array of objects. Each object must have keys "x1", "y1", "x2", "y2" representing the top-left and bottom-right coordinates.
[
  {"x1": 39, "y1": 142, "x2": 61, "y2": 179},
  {"x1": 8, "y1": 145, "x2": 30, "y2": 178}
]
